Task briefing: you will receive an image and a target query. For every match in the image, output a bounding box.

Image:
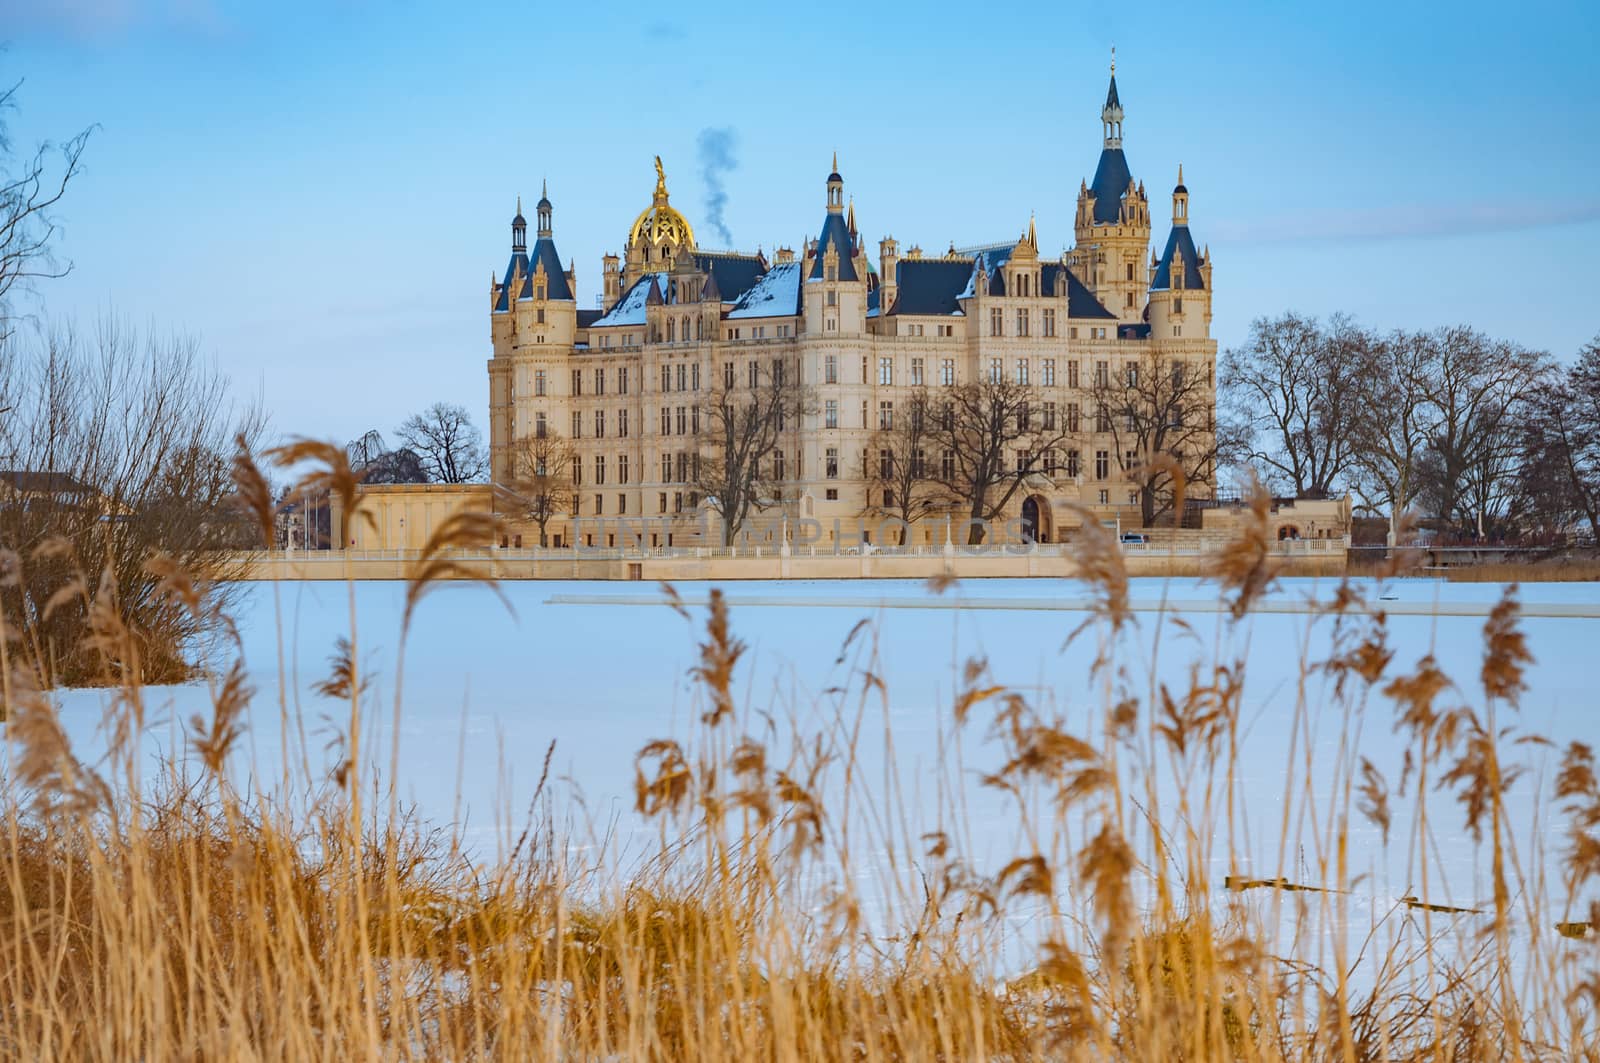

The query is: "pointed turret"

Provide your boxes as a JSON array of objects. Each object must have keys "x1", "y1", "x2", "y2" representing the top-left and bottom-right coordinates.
[
  {"x1": 511, "y1": 197, "x2": 527, "y2": 253},
  {"x1": 809, "y1": 159, "x2": 857, "y2": 281}
]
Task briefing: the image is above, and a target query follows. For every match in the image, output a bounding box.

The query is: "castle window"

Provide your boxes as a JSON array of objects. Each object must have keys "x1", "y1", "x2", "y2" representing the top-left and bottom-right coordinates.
[
  {"x1": 618, "y1": 493, "x2": 626, "y2": 514},
  {"x1": 1068, "y1": 402, "x2": 1081, "y2": 433},
  {"x1": 1174, "y1": 298, "x2": 1183, "y2": 314},
  {"x1": 662, "y1": 452, "x2": 672, "y2": 481},
  {"x1": 774, "y1": 449, "x2": 785, "y2": 480},
  {"x1": 692, "y1": 364, "x2": 700, "y2": 391},
  {"x1": 594, "y1": 493, "x2": 603, "y2": 515},
  {"x1": 1043, "y1": 402, "x2": 1056, "y2": 430},
  {"x1": 594, "y1": 409, "x2": 605, "y2": 438},
  {"x1": 535, "y1": 370, "x2": 547, "y2": 396},
  {"x1": 825, "y1": 400, "x2": 838, "y2": 428},
  {"x1": 1043, "y1": 309, "x2": 1056, "y2": 337},
  {"x1": 572, "y1": 458, "x2": 582, "y2": 485},
  {"x1": 1067, "y1": 449, "x2": 1080, "y2": 477},
  {"x1": 677, "y1": 363, "x2": 687, "y2": 391},
  {"x1": 879, "y1": 449, "x2": 893, "y2": 479},
  {"x1": 941, "y1": 449, "x2": 955, "y2": 480},
  {"x1": 594, "y1": 455, "x2": 605, "y2": 484},
  {"x1": 618, "y1": 409, "x2": 629, "y2": 437},
  {"x1": 661, "y1": 406, "x2": 671, "y2": 435},
  {"x1": 1016, "y1": 309, "x2": 1029, "y2": 337},
  {"x1": 572, "y1": 369, "x2": 582, "y2": 396},
  {"x1": 1126, "y1": 264, "x2": 1134, "y2": 281},
  {"x1": 989, "y1": 358, "x2": 1003, "y2": 384},
  {"x1": 1095, "y1": 450, "x2": 1109, "y2": 480},
  {"x1": 571, "y1": 411, "x2": 582, "y2": 438},
  {"x1": 941, "y1": 359, "x2": 955, "y2": 386},
  {"x1": 826, "y1": 447, "x2": 839, "y2": 479},
  {"x1": 724, "y1": 361, "x2": 734, "y2": 389},
  {"x1": 747, "y1": 360, "x2": 759, "y2": 388},
  {"x1": 536, "y1": 309, "x2": 545, "y2": 324},
  {"x1": 826, "y1": 290, "x2": 836, "y2": 307},
  {"x1": 990, "y1": 307, "x2": 1004, "y2": 336},
  {"x1": 666, "y1": 318, "x2": 675, "y2": 342},
  {"x1": 825, "y1": 354, "x2": 838, "y2": 384},
  {"x1": 1015, "y1": 359, "x2": 1029, "y2": 385},
  {"x1": 659, "y1": 491, "x2": 668, "y2": 513},
  {"x1": 662, "y1": 364, "x2": 671, "y2": 392},
  {"x1": 1174, "y1": 326, "x2": 1183, "y2": 337},
  {"x1": 595, "y1": 368, "x2": 605, "y2": 395},
  {"x1": 618, "y1": 454, "x2": 629, "y2": 484},
  {"x1": 1126, "y1": 293, "x2": 1135, "y2": 308},
  {"x1": 535, "y1": 412, "x2": 547, "y2": 438},
  {"x1": 879, "y1": 401, "x2": 893, "y2": 429},
  {"x1": 619, "y1": 367, "x2": 629, "y2": 394},
  {"x1": 879, "y1": 357, "x2": 893, "y2": 386},
  {"x1": 1043, "y1": 358, "x2": 1055, "y2": 386},
  {"x1": 911, "y1": 357, "x2": 924, "y2": 386},
  {"x1": 677, "y1": 406, "x2": 687, "y2": 434}
]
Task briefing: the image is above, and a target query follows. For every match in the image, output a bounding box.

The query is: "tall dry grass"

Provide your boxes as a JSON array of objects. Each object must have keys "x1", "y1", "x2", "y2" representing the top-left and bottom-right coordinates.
[{"x1": 0, "y1": 456, "x2": 1595, "y2": 1059}]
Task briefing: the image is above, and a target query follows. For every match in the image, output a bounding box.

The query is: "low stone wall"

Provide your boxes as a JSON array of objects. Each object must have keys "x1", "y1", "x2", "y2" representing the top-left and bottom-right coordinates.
[{"x1": 232, "y1": 543, "x2": 1348, "y2": 583}]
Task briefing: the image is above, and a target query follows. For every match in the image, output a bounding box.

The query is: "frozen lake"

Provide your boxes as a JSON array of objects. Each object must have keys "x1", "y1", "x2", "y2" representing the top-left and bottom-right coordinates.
[{"x1": 40, "y1": 574, "x2": 1600, "y2": 973}]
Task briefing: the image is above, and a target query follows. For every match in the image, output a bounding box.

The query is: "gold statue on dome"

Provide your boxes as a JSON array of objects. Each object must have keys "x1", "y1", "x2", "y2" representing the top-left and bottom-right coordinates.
[{"x1": 654, "y1": 155, "x2": 667, "y2": 200}]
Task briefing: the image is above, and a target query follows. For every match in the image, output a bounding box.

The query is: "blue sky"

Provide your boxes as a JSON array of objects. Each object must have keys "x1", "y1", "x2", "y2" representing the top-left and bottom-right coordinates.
[{"x1": 4, "y1": 0, "x2": 1597, "y2": 444}]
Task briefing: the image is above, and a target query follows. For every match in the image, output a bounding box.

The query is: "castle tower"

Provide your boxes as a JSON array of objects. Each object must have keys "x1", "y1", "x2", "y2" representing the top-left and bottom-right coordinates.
[
  {"x1": 804, "y1": 154, "x2": 866, "y2": 337},
  {"x1": 1147, "y1": 164, "x2": 1212, "y2": 340},
  {"x1": 1073, "y1": 56, "x2": 1151, "y2": 325}
]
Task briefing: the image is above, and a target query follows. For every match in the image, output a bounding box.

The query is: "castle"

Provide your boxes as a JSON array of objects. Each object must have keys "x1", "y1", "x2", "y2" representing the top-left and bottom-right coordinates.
[{"x1": 485, "y1": 66, "x2": 1216, "y2": 549}]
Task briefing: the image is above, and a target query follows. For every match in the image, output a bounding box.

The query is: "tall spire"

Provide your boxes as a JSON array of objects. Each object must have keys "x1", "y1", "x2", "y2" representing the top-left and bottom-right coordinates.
[
  {"x1": 1102, "y1": 50, "x2": 1124, "y2": 149},
  {"x1": 511, "y1": 197, "x2": 527, "y2": 252},
  {"x1": 536, "y1": 182, "x2": 553, "y2": 237},
  {"x1": 825, "y1": 155, "x2": 843, "y2": 214}
]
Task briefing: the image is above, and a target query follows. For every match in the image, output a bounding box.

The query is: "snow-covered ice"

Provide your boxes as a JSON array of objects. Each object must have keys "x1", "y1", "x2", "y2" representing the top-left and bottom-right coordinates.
[{"x1": 35, "y1": 574, "x2": 1600, "y2": 978}]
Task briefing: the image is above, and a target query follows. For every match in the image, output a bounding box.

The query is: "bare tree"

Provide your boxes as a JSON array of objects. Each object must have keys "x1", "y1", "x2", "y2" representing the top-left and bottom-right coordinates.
[
  {"x1": 1088, "y1": 350, "x2": 1218, "y2": 528},
  {"x1": 1417, "y1": 328, "x2": 1545, "y2": 538},
  {"x1": 0, "y1": 317, "x2": 265, "y2": 686},
  {"x1": 926, "y1": 377, "x2": 1073, "y2": 543},
  {"x1": 1347, "y1": 330, "x2": 1442, "y2": 545},
  {"x1": 1219, "y1": 313, "x2": 1368, "y2": 498},
  {"x1": 395, "y1": 402, "x2": 487, "y2": 484},
  {"x1": 1516, "y1": 335, "x2": 1600, "y2": 540},
  {"x1": 694, "y1": 357, "x2": 813, "y2": 546},
  {"x1": 0, "y1": 80, "x2": 92, "y2": 340},
  {"x1": 345, "y1": 429, "x2": 427, "y2": 485},
  {"x1": 502, "y1": 429, "x2": 577, "y2": 546},
  {"x1": 866, "y1": 389, "x2": 942, "y2": 543}
]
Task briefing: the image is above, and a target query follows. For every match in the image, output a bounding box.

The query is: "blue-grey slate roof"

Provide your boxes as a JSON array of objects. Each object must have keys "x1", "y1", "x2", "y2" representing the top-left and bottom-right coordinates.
[
  {"x1": 882, "y1": 252, "x2": 1115, "y2": 320},
  {"x1": 886, "y1": 258, "x2": 974, "y2": 315},
  {"x1": 1089, "y1": 147, "x2": 1134, "y2": 225},
  {"x1": 1151, "y1": 225, "x2": 1204, "y2": 291},
  {"x1": 576, "y1": 309, "x2": 602, "y2": 328},
  {"x1": 1043, "y1": 262, "x2": 1118, "y2": 319},
  {"x1": 808, "y1": 213, "x2": 859, "y2": 281},
  {"x1": 494, "y1": 236, "x2": 573, "y2": 311},
  {"x1": 694, "y1": 252, "x2": 766, "y2": 301},
  {"x1": 1104, "y1": 74, "x2": 1121, "y2": 112}
]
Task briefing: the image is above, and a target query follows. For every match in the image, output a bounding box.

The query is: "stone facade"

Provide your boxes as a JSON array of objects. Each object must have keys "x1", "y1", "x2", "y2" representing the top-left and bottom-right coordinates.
[{"x1": 487, "y1": 68, "x2": 1217, "y2": 550}]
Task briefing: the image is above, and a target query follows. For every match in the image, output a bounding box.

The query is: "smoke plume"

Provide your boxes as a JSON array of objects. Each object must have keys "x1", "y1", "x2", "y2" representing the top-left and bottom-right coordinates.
[{"x1": 696, "y1": 127, "x2": 738, "y2": 247}]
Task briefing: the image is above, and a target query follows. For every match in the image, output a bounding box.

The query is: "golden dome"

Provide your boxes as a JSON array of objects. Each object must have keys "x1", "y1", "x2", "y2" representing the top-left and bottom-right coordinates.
[{"x1": 628, "y1": 155, "x2": 696, "y2": 254}]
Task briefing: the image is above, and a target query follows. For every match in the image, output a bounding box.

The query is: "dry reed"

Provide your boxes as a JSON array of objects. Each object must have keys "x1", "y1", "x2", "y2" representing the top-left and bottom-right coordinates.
[{"x1": 0, "y1": 452, "x2": 1596, "y2": 1060}]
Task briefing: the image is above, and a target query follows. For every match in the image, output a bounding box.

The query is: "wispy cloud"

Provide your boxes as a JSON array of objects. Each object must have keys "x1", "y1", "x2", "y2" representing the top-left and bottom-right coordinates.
[
  {"x1": 0, "y1": 0, "x2": 227, "y2": 42},
  {"x1": 1210, "y1": 199, "x2": 1600, "y2": 247}
]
